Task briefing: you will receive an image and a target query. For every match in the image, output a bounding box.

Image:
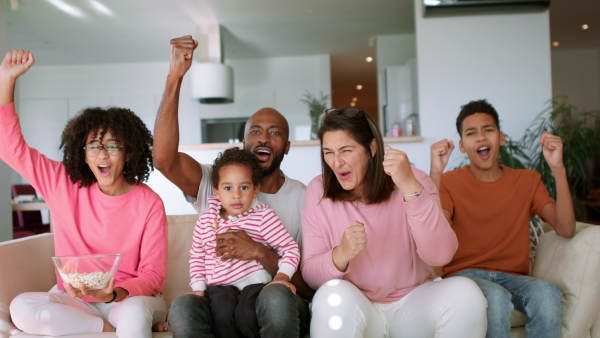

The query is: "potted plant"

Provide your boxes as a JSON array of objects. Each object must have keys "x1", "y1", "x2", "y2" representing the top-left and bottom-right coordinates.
[
  {"x1": 300, "y1": 91, "x2": 329, "y2": 140},
  {"x1": 518, "y1": 96, "x2": 600, "y2": 221}
]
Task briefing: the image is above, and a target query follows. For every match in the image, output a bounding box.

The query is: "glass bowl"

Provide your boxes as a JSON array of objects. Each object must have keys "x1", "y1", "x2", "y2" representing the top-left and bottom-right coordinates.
[{"x1": 52, "y1": 254, "x2": 122, "y2": 290}]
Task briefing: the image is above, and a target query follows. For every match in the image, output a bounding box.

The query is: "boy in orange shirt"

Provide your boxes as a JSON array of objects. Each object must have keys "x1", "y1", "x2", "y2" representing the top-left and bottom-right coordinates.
[{"x1": 430, "y1": 99, "x2": 576, "y2": 338}]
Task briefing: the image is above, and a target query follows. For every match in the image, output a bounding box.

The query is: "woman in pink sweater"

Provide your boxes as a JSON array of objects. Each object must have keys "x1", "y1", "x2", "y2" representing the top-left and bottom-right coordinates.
[
  {"x1": 2, "y1": 50, "x2": 167, "y2": 337},
  {"x1": 301, "y1": 107, "x2": 488, "y2": 337}
]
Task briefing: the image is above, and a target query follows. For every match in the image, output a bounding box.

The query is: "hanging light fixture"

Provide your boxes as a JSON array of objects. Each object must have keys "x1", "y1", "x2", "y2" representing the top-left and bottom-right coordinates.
[{"x1": 191, "y1": 23, "x2": 234, "y2": 104}]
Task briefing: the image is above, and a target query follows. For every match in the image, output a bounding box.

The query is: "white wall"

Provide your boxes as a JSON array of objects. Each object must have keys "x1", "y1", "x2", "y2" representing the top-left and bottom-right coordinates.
[
  {"x1": 0, "y1": 0, "x2": 12, "y2": 241},
  {"x1": 10, "y1": 54, "x2": 330, "y2": 215},
  {"x1": 410, "y1": 0, "x2": 553, "y2": 171},
  {"x1": 551, "y1": 48, "x2": 600, "y2": 113}
]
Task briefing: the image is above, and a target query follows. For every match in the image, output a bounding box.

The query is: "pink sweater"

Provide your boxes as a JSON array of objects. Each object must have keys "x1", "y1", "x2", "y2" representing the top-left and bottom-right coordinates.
[
  {"x1": 190, "y1": 197, "x2": 300, "y2": 291},
  {"x1": 0, "y1": 103, "x2": 167, "y2": 298},
  {"x1": 301, "y1": 168, "x2": 457, "y2": 303}
]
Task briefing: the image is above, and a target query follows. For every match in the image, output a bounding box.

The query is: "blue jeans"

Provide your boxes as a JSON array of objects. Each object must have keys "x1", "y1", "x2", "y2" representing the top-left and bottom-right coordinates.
[
  {"x1": 454, "y1": 269, "x2": 562, "y2": 338},
  {"x1": 167, "y1": 283, "x2": 310, "y2": 338}
]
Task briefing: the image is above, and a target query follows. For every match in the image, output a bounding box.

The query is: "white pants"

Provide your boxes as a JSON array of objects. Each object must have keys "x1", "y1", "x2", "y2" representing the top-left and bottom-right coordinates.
[
  {"x1": 310, "y1": 277, "x2": 488, "y2": 338},
  {"x1": 10, "y1": 285, "x2": 166, "y2": 337}
]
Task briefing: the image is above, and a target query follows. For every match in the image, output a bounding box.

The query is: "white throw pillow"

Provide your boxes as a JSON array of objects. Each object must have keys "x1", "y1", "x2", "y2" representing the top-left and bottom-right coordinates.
[{"x1": 532, "y1": 224, "x2": 600, "y2": 337}]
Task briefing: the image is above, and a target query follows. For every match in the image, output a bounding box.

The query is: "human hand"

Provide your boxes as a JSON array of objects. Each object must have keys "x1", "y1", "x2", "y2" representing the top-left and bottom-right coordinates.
[
  {"x1": 169, "y1": 35, "x2": 198, "y2": 78},
  {"x1": 540, "y1": 131, "x2": 565, "y2": 171},
  {"x1": 430, "y1": 139, "x2": 454, "y2": 175},
  {"x1": 337, "y1": 221, "x2": 367, "y2": 262},
  {"x1": 268, "y1": 273, "x2": 296, "y2": 294},
  {"x1": 216, "y1": 229, "x2": 265, "y2": 262},
  {"x1": 383, "y1": 145, "x2": 420, "y2": 191},
  {"x1": 184, "y1": 290, "x2": 206, "y2": 297},
  {"x1": 64, "y1": 277, "x2": 116, "y2": 302},
  {"x1": 0, "y1": 50, "x2": 35, "y2": 82}
]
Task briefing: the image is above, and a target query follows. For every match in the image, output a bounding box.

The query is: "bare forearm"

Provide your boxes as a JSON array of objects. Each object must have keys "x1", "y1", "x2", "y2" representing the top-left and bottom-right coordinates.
[
  {"x1": 552, "y1": 166, "x2": 576, "y2": 237},
  {"x1": 153, "y1": 74, "x2": 183, "y2": 170},
  {"x1": 430, "y1": 171, "x2": 442, "y2": 191},
  {"x1": 0, "y1": 77, "x2": 15, "y2": 106},
  {"x1": 113, "y1": 287, "x2": 129, "y2": 302},
  {"x1": 256, "y1": 245, "x2": 281, "y2": 276},
  {"x1": 153, "y1": 75, "x2": 203, "y2": 197},
  {"x1": 256, "y1": 246, "x2": 315, "y2": 300},
  {"x1": 331, "y1": 246, "x2": 350, "y2": 272}
]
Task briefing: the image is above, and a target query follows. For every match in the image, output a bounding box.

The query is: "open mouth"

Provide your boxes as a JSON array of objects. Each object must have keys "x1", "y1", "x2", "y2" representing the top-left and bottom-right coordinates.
[
  {"x1": 98, "y1": 164, "x2": 111, "y2": 176},
  {"x1": 338, "y1": 172, "x2": 351, "y2": 180},
  {"x1": 254, "y1": 148, "x2": 272, "y2": 162},
  {"x1": 477, "y1": 146, "x2": 490, "y2": 158}
]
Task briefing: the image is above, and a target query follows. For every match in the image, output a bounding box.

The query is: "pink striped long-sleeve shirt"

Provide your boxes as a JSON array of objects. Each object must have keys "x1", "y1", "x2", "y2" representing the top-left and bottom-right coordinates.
[{"x1": 189, "y1": 196, "x2": 300, "y2": 291}]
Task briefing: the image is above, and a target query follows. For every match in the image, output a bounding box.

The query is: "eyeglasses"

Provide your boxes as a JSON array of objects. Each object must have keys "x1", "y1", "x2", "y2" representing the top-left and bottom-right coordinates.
[
  {"x1": 83, "y1": 143, "x2": 123, "y2": 156},
  {"x1": 325, "y1": 107, "x2": 365, "y2": 118}
]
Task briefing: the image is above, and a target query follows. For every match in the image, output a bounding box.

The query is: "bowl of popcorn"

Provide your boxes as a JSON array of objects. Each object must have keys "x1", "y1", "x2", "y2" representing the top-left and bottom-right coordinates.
[{"x1": 52, "y1": 254, "x2": 122, "y2": 290}]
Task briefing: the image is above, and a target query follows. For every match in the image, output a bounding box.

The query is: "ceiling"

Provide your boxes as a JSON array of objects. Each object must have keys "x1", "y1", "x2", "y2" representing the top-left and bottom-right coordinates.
[
  {"x1": 5, "y1": 0, "x2": 598, "y2": 63},
  {"x1": 5, "y1": 0, "x2": 414, "y2": 64},
  {"x1": 4, "y1": 0, "x2": 599, "y2": 114}
]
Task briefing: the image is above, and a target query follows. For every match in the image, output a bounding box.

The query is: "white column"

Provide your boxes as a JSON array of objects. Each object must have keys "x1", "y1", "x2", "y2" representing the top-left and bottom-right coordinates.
[{"x1": 414, "y1": 0, "x2": 553, "y2": 169}]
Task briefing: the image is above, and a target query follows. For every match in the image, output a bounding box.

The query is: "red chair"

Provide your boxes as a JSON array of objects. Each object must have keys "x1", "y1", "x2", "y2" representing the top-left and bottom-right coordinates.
[{"x1": 11, "y1": 184, "x2": 51, "y2": 239}]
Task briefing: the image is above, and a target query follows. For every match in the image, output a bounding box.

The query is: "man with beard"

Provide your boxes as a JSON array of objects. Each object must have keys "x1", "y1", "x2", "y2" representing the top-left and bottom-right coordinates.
[{"x1": 153, "y1": 35, "x2": 312, "y2": 338}]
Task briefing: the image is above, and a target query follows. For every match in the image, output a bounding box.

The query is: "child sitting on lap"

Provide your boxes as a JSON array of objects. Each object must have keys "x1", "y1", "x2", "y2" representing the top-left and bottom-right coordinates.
[{"x1": 187, "y1": 147, "x2": 300, "y2": 337}]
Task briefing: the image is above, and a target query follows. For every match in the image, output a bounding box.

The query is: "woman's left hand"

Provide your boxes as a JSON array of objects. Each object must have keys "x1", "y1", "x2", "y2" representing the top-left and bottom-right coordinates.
[
  {"x1": 64, "y1": 277, "x2": 116, "y2": 302},
  {"x1": 382, "y1": 145, "x2": 420, "y2": 191}
]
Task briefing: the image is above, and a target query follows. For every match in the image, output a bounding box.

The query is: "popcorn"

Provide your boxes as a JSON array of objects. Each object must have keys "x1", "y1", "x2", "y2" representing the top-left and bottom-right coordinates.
[{"x1": 61, "y1": 271, "x2": 113, "y2": 290}]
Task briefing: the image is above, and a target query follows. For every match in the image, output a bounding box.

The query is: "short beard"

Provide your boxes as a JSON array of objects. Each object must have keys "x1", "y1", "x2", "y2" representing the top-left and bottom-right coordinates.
[{"x1": 261, "y1": 152, "x2": 285, "y2": 177}]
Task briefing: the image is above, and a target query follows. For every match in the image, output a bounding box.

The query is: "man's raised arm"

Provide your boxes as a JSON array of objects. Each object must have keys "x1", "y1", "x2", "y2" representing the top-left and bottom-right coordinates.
[{"x1": 153, "y1": 36, "x2": 203, "y2": 198}]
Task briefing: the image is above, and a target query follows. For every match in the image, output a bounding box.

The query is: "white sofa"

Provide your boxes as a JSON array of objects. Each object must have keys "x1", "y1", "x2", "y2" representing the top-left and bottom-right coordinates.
[{"x1": 0, "y1": 215, "x2": 599, "y2": 338}]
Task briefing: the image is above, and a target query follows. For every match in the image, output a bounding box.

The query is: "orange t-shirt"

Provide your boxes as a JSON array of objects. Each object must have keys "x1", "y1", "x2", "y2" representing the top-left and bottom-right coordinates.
[{"x1": 440, "y1": 166, "x2": 555, "y2": 278}]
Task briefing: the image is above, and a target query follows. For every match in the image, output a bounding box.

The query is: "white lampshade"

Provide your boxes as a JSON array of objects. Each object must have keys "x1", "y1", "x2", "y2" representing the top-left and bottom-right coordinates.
[{"x1": 191, "y1": 63, "x2": 234, "y2": 104}]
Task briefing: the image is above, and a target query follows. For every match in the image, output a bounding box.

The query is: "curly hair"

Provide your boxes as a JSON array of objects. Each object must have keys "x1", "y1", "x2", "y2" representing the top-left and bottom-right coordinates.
[
  {"x1": 456, "y1": 99, "x2": 500, "y2": 137},
  {"x1": 60, "y1": 107, "x2": 154, "y2": 187},
  {"x1": 318, "y1": 108, "x2": 395, "y2": 205},
  {"x1": 211, "y1": 147, "x2": 263, "y2": 189}
]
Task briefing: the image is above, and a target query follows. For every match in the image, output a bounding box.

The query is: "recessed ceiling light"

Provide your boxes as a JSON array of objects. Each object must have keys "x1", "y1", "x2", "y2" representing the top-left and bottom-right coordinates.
[
  {"x1": 88, "y1": 0, "x2": 114, "y2": 16},
  {"x1": 352, "y1": 97, "x2": 358, "y2": 102},
  {"x1": 582, "y1": 24, "x2": 589, "y2": 30},
  {"x1": 356, "y1": 85, "x2": 363, "y2": 90},
  {"x1": 45, "y1": 0, "x2": 85, "y2": 17},
  {"x1": 350, "y1": 102, "x2": 356, "y2": 107},
  {"x1": 365, "y1": 57, "x2": 373, "y2": 63},
  {"x1": 552, "y1": 41, "x2": 559, "y2": 47}
]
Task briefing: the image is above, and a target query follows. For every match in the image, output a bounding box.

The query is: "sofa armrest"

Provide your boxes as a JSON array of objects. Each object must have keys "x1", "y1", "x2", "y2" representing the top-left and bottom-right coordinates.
[
  {"x1": 532, "y1": 223, "x2": 600, "y2": 337},
  {"x1": 0, "y1": 233, "x2": 55, "y2": 337}
]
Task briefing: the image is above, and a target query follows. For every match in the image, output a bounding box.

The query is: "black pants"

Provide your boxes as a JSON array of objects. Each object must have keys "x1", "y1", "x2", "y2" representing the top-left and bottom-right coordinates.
[{"x1": 206, "y1": 283, "x2": 265, "y2": 338}]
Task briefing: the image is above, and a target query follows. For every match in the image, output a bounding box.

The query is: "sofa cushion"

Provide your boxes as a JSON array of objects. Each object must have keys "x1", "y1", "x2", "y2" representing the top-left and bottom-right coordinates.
[
  {"x1": 0, "y1": 234, "x2": 55, "y2": 338},
  {"x1": 532, "y1": 224, "x2": 600, "y2": 337},
  {"x1": 164, "y1": 214, "x2": 197, "y2": 308}
]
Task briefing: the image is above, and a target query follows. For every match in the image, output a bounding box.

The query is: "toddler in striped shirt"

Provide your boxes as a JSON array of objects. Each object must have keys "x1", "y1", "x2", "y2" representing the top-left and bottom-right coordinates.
[{"x1": 187, "y1": 147, "x2": 300, "y2": 337}]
